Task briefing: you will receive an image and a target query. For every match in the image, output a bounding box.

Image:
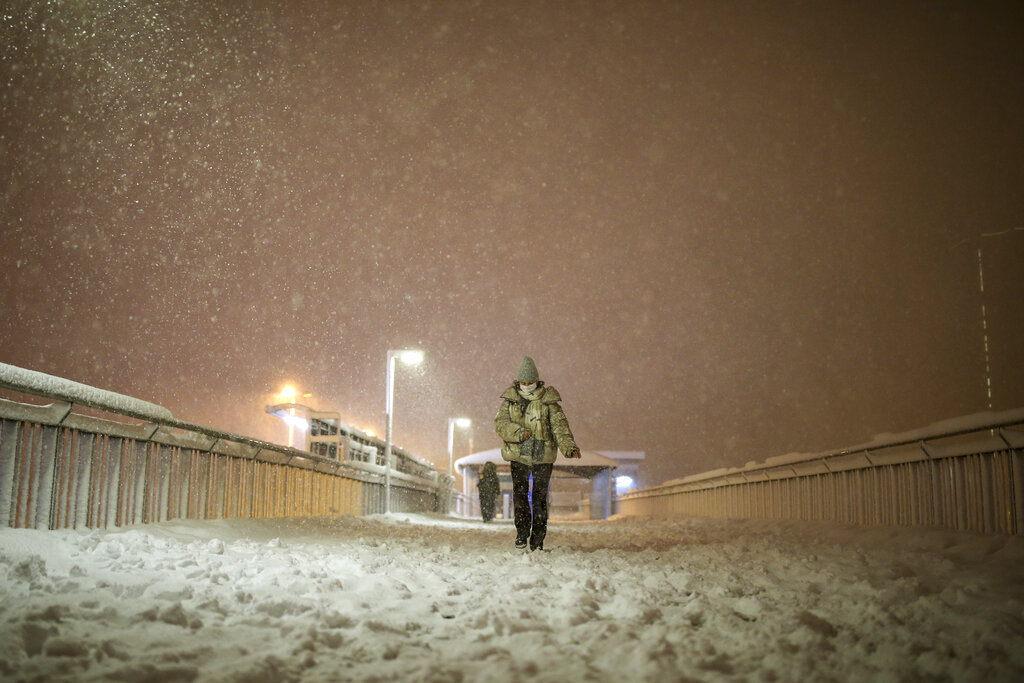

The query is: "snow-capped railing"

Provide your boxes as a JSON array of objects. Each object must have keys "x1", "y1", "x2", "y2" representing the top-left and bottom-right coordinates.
[
  {"x1": 617, "y1": 408, "x2": 1024, "y2": 535},
  {"x1": 0, "y1": 363, "x2": 444, "y2": 529}
]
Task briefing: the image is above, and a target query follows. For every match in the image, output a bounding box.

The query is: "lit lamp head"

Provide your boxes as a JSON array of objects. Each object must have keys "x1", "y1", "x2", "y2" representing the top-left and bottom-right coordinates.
[{"x1": 397, "y1": 349, "x2": 424, "y2": 366}]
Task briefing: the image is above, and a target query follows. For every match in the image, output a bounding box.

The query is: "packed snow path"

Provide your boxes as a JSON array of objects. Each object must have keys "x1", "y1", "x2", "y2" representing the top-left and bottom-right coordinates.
[{"x1": 2, "y1": 514, "x2": 1022, "y2": 682}]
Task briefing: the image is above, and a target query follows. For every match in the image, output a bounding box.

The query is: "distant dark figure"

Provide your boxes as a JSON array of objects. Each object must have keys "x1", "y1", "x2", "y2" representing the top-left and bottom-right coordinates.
[
  {"x1": 494, "y1": 356, "x2": 580, "y2": 551},
  {"x1": 477, "y1": 461, "x2": 500, "y2": 522}
]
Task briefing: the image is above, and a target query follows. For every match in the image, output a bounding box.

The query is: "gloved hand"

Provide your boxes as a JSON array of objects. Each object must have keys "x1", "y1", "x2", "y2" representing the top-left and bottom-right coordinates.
[
  {"x1": 521, "y1": 428, "x2": 532, "y2": 441},
  {"x1": 566, "y1": 449, "x2": 581, "y2": 459}
]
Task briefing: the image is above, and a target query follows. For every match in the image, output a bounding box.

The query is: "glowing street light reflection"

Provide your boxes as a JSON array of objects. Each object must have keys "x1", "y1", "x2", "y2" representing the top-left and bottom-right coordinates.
[
  {"x1": 282, "y1": 414, "x2": 309, "y2": 430},
  {"x1": 273, "y1": 385, "x2": 311, "y2": 448}
]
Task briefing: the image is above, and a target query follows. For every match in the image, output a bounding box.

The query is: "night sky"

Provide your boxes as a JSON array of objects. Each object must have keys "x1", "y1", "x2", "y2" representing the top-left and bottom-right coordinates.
[{"x1": 2, "y1": 1, "x2": 1023, "y2": 486}]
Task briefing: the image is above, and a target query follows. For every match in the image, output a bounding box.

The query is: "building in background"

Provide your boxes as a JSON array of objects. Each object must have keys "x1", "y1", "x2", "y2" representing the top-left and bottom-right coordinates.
[{"x1": 265, "y1": 401, "x2": 433, "y2": 479}]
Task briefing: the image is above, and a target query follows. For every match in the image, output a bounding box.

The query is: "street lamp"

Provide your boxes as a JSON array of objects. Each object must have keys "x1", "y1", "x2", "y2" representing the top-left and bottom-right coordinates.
[
  {"x1": 959, "y1": 227, "x2": 1024, "y2": 410},
  {"x1": 447, "y1": 417, "x2": 472, "y2": 477},
  {"x1": 384, "y1": 349, "x2": 424, "y2": 513}
]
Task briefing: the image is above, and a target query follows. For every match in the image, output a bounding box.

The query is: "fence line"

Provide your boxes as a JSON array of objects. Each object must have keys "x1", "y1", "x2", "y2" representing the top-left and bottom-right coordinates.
[
  {"x1": 0, "y1": 372, "x2": 445, "y2": 530},
  {"x1": 617, "y1": 410, "x2": 1024, "y2": 535}
]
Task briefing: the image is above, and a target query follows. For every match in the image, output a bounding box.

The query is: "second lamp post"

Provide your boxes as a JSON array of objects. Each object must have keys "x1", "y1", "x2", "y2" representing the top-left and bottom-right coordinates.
[
  {"x1": 384, "y1": 349, "x2": 424, "y2": 513},
  {"x1": 447, "y1": 416, "x2": 472, "y2": 477}
]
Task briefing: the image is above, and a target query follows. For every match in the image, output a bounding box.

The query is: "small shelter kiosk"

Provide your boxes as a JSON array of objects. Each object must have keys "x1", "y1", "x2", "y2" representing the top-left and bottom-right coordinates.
[{"x1": 455, "y1": 448, "x2": 619, "y2": 520}]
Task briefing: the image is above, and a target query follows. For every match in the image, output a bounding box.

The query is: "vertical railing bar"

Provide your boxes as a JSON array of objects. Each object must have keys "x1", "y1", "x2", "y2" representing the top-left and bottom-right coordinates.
[
  {"x1": 22, "y1": 424, "x2": 40, "y2": 528},
  {"x1": 92, "y1": 435, "x2": 104, "y2": 528},
  {"x1": 52, "y1": 427, "x2": 68, "y2": 529},
  {"x1": 63, "y1": 429, "x2": 75, "y2": 528}
]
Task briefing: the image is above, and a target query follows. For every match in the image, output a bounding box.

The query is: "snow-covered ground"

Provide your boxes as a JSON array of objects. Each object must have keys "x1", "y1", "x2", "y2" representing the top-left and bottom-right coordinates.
[{"x1": 1, "y1": 513, "x2": 1022, "y2": 682}]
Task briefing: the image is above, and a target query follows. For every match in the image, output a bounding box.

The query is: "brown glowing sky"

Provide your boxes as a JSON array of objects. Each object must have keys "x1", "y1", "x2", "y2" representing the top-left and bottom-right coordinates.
[{"x1": 2, "y1": 1, "x2": 1023, "y2": 485}]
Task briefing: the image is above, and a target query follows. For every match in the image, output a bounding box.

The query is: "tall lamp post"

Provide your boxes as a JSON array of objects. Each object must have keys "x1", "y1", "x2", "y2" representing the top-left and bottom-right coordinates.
[
  {"x1": 963, "y1": 227, "x2": 1024, "y2": 410},
  {"x1": 447, "y1": 417, "x2": 472, "y2": 477},
  {"x1": 384, "y1": 349, "x2": 424, "y2": 513}
]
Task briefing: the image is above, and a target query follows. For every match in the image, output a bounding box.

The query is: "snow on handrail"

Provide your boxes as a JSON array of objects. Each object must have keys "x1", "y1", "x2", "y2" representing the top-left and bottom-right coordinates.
[
  {"x1": 0, "y1": 361, "x2": 440, "y2": 485},
  {"x1": 0, "y1": 362, "x2": 174, "y2": 422},
  {"x1": 628, "y1": 406, "x2": 1024, "y2": 495}
]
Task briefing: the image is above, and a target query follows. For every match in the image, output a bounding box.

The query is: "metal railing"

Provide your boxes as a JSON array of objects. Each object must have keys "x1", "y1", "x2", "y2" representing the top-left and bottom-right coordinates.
[
  {"x1": 616, "y1": 409, "x2": 1024, "y2": 534},
  {"x1": 0, "y1": 364, "x2": 445, "y2": 530}
]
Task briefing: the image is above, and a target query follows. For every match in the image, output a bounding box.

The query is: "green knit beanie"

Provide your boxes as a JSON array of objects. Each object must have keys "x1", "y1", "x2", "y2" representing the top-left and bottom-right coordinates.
[{"x1": 517, "y1": 356, "x2": 539, "y2": 382}]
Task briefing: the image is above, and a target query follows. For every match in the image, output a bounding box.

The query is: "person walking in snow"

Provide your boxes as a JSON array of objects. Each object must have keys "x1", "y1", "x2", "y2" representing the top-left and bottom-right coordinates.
[
  {"x1": 477, "y1": 461, "x2": 500, "y2": 522},
  {"x1": 494, "y1": 356, "x2": 580, "y2": 551}
]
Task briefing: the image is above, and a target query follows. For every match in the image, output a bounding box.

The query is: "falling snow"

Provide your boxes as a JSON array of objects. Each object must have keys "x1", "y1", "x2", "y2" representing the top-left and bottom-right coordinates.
[{"x1": 2, "y1": 1, "x2": 1024, "y2": 485}]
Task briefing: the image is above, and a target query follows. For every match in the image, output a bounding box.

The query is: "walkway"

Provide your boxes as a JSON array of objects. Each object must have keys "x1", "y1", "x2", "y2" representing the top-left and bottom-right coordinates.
[{"x1": 1, "y1": 514, "x2": 1021, "y2": 681}]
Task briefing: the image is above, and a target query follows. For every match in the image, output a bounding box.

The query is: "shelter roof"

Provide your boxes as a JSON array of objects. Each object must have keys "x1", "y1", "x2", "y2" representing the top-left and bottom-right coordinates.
[{"x1": 455, "y1": 448, "x2": 619, "y2": 471}]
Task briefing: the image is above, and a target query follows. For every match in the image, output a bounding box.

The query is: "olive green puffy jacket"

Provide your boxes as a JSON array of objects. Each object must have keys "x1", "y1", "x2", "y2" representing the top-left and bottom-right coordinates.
[{"x1": 494, "y1": 384, "x2": 578, "y2": 465}]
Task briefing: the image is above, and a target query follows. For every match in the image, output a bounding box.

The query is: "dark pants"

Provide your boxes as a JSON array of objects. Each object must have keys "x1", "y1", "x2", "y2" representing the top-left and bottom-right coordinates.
[
  {"x1": 479, "y1": 493, "x2": 496, "y2": 522},
  {"x1": 510, "y1": 461, "x2": 554, "y2": 548}
]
